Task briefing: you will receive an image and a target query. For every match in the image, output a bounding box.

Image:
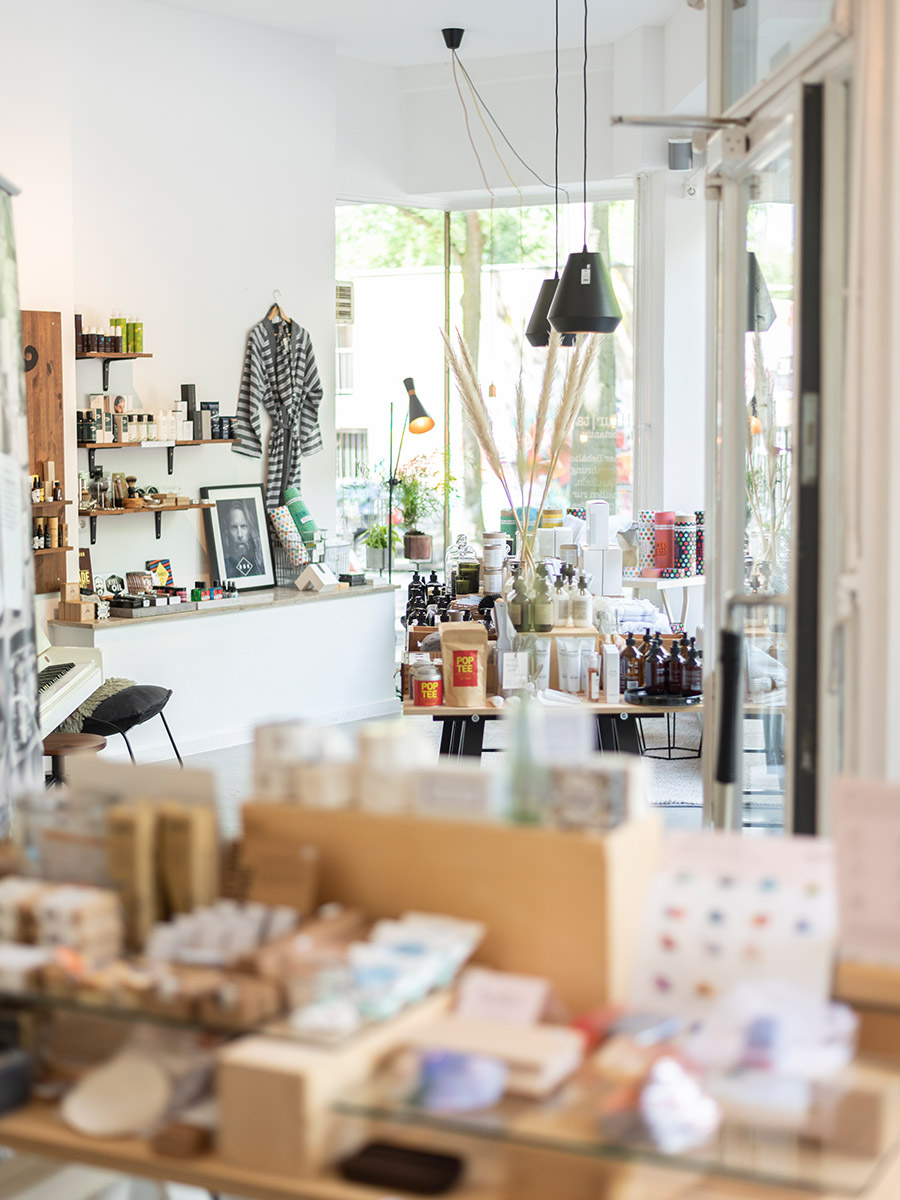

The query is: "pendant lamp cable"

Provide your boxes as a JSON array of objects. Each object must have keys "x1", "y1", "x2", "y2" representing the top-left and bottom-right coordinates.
[
  {"x1": 451, "y1": 52, "x2": 493, "y2": 200},
  {"x1": 582, "y1": 0, "x2": 589, "y2": 251},
  {"x1": 555, "y1": 0, "x2": 560, "y2": 274},
  {"x1": 454, "y1": 56, "x2": 569, "y2": 205}
]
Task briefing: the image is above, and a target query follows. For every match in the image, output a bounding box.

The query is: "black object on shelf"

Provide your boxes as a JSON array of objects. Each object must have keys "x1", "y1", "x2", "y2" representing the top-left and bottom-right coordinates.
[{"x1": 338, "y1": 1142, "x2": 463, "y2": 1195}]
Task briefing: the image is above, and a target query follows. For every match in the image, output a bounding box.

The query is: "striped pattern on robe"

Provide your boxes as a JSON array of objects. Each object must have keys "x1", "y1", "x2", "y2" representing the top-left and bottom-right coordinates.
[{"x1": 232, "y1": 318, "x2": 323, "y2": 510}]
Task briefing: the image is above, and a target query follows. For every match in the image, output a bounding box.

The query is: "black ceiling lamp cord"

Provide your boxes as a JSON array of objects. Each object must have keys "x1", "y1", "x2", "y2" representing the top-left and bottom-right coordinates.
[
  {"x1": 547, "y1": 0, "x2": 622, "y2": 336},
  {"x1": 525, "y1": 0, "x2": 575, "y2": 348},
  {"x1": 555, "y1": 0, "x2": 560, "y2": 276},
  {"x1": 582, "y1": 0, "x2": 588, "y2": 250}
]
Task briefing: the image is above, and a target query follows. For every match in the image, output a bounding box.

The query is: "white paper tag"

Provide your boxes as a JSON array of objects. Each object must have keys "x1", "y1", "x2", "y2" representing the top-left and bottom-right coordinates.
[
  {"x1": 501, "y1": 650, "x2": 530, "y2": 690},
  {"x1": 581, "y1": 265, "x2": 592, "y2": 284},
  {"x1": 456, "y1": 966, "x2": 550, "y2": 1026}
]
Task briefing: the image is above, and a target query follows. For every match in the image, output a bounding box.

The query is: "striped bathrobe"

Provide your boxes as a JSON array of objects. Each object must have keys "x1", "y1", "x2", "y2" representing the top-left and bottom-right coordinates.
[{"x1": 232, "y1": 318, "x2": 324, "y2": 509}]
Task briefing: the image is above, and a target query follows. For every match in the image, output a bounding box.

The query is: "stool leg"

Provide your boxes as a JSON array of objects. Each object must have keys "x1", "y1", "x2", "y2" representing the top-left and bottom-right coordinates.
[{"x1": 159, "y1": 711, "x2": 183, "y2": 768}]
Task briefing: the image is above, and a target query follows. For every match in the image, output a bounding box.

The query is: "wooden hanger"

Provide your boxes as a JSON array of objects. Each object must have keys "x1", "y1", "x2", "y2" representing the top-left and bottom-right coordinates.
[{"x1": 266, "y1": 289, "x2": 290, "y2": 325}]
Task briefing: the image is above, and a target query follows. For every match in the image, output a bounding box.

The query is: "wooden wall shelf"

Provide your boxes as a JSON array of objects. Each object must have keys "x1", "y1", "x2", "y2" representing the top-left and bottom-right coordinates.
[
  {"x1": 78, "y1": 502, "x2": 215, "y2": 545},
  {"x1": 31, "y1": 500, "x2": 71, "y2": 515},
  {"x1": 75, "y1": 352, "x2": 152, "y2": 360},
  {"x1": 78, "y1": 440, "x2": 239, "y2": 475},
  {"x1": 76, "y1": 351, "x2": 152, "y2": 388},
  {"x1": 34, "y1": 547, "x2": 72, "y2": 556}
]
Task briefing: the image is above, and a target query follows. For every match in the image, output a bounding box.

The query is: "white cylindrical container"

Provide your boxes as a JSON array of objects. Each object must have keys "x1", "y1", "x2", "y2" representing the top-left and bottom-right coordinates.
[
  {"x1": 587, "y1": 500, "x2": 610, "y2": 549},
  {"x1": 482, "y1": 532, "x2": 507, "y2": 572},
  {"x1": 482, "y1": 568, "x2": 503, "y2": 595}
]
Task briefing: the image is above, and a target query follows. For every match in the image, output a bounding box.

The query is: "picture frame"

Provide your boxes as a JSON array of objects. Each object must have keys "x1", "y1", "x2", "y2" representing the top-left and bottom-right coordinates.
[{"x1": 200, "y1": 483, "x2": 275, "y2": 591}]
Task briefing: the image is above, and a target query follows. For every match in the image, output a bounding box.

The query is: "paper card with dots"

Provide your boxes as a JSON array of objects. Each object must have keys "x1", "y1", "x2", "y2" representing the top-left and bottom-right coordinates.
[
  {"x1": 629, "y1": 831, "x2": 836, "y2": 1021},
  {"x1": 833, "y1": 778, "x2": 900, "y2": 966}
]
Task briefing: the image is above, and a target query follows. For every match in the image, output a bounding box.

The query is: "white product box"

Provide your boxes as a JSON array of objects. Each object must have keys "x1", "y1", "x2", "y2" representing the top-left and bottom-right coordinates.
[
  {"x1": 602, "y1": 643, "x2": 620, "y2": 701},
  {"x1": 586, "y1": 500, "x2": 610, "y2": 549}
]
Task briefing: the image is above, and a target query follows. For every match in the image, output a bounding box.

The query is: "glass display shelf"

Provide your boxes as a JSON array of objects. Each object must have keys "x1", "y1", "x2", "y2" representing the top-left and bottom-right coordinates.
[
  {"x1": 0, "y1": 982, "x2": 452, "y2": 1052},
  {"x1": 335, "y1": 1051, "x2": 900, "y2": 1196}
]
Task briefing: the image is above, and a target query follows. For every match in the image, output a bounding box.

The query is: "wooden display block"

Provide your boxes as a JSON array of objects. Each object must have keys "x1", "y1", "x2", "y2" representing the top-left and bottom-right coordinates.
[
  {"x1": 216, "y1": 992, "x2": 450, "y2": 1176},
  {"x1": 834, "y1": 960, "x2": 900, "y2": 1059},
  {"x1": 240, "y1": 805, "x2": 662, "y2": 1013},
  {"x1": 55, "y1": 600, "x2": 96, "y2": 623}
]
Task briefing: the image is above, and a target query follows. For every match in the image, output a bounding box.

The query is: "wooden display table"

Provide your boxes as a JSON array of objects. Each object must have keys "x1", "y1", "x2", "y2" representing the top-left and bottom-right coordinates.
[{"x1": 402, "y1": 698, "x2": 704, "y2": 757}]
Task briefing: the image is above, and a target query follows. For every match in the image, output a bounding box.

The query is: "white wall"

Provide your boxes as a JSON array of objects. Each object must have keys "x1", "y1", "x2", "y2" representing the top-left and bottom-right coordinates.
[
  {"x1": 0, "y1": 0, "x2": 337, "y2": 618},
  {"x1": 336, "y1": 59, "x2": 406, "y2": 204}
]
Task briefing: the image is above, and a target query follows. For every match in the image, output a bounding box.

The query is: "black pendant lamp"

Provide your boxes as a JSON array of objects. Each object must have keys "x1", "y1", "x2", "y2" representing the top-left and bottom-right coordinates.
[
  {"x1": 548, "y1": 0, "x2": 622, "y2": 336},
  {"x1": 526, "y1": 0, "x2": 575, "y2": 348}
]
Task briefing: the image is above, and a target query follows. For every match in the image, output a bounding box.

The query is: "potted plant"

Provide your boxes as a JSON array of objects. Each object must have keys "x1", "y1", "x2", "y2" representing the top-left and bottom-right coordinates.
[
  {"x1": 362, "y1": 523, "x2": 400, "y2": 572},
  {"x1": 394, "y1": 454, "x2": 443, "y2": 562}
]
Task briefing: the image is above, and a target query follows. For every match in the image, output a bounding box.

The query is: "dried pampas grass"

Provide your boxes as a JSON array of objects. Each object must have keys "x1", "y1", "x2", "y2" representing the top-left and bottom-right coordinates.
[{"x1": 443, "y1": 327, "x2": 601, "y2": 571}]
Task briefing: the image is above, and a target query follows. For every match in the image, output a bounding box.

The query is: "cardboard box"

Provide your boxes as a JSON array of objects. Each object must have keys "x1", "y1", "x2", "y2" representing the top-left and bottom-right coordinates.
[
  {"x1": 157, "y1": 803, "x2": 219, "y2": 915},
  {"x1": 106, "y1": 803, "x2": 158, "y2": 950}
]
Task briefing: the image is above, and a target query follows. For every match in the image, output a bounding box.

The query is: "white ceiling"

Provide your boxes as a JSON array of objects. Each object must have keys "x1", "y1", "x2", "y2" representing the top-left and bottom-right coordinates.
[{"x1": 145, "y1": 0, "x2": 683, "y2": 66}]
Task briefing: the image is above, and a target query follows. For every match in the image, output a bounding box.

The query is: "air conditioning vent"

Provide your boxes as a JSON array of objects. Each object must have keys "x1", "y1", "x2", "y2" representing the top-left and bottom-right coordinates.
[{"x1": 335, "y1": 281, "x2": 354, "y2": 324}]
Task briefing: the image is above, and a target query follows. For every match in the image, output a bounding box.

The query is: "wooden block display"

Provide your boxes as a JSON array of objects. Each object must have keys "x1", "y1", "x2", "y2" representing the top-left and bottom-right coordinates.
[
  {"x1": 240, "y1": 806, "x2": 662, "y2": 1013},
  {"x1": 56, "y1": 600, "x2": 96, "y2": 623}
]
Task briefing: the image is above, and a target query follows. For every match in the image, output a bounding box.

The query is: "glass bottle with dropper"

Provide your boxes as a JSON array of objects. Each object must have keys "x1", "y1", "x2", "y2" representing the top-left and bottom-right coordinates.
[
  {"x1": 533, "y1": 563, "x2": 554, "y2": 633},
  {"x1": 553, "y1": 573, "x2": 570, "y2": 628},
  {"x1": 620, "y1": 631, "x2": 641, "y2": 694}
]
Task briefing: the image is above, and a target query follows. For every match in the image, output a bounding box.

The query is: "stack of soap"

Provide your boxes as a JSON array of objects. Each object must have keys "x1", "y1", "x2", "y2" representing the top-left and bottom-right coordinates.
[
  {"x1": 0, "y1": 878, "x2": 51, "y2": 943},
  {"x1": 35, "y1": 885, "x2": 124, "y2": 964}
]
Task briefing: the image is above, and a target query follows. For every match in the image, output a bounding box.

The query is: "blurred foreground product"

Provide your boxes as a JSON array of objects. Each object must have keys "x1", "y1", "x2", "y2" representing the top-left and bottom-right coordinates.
[
  {"x1": 157, "y1": 803, "x2": 219, "y2": 914},
  {"x1": 357, "y1": 720, "x2": 433, "y2": 813},
  {"x1": 338, "y1": 1142, "x2": 464, "y2": 1195},
  {"x1": 404, "y1": 1017, "x2": 586, "y2": 1099}
]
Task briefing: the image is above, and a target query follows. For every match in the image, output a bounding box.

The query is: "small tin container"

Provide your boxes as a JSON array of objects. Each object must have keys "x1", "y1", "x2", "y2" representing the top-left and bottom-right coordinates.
[{"x1": 412, "y1": 662, "x2": 443, "y2": 707}]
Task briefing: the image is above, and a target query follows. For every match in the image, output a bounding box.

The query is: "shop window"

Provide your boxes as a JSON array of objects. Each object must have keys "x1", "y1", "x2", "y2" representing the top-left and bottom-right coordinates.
[{"x1": 334, "y1": 198, "x2": 634, "y2": 554}]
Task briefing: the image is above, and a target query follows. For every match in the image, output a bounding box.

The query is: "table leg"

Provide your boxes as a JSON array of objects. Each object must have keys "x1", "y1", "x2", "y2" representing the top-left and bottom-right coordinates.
[
  {"x1": 458, "y1": 714, "x2": 486, "y2": 758},
  {"x1": 595, "y1": 715, "x2": 618, "y2": 752},
  {"x1": 680, "y1": 586, "x2": 690, "y2": 628},
  {"x1": 437, "y1": 717, "x2": 455, "y2": 756},
  {"x1": 658, "y1": 589, "x2": 675, "y2": 626},
  {"x1": 614, "y1": 712, "x2": 642, "y2": 755}
]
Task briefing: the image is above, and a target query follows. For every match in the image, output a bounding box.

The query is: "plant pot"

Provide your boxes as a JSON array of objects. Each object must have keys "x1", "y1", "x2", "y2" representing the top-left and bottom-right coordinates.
[
  {"x1": 365, "y1": 545, "x2": 388, "y2": 571},
  {"x1": 404, "y1": 533, "x2": 433, "y2": 562}
]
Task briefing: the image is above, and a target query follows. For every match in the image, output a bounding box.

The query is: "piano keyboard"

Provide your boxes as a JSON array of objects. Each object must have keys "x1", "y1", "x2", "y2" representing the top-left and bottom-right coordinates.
[{"x1": 37, "y1": 662, "x2": 75, "y2": 695}]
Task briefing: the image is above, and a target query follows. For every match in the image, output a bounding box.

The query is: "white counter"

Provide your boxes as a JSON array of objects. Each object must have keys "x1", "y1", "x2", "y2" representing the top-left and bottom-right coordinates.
[{"x1": 49, "y1": 585, "x2": 399, "y2": 760}]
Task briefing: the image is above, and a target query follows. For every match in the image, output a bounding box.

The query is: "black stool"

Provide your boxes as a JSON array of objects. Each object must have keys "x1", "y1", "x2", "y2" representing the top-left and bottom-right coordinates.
[{"x1": 82, "y1": 685, "x2": 183, "y2": 766}]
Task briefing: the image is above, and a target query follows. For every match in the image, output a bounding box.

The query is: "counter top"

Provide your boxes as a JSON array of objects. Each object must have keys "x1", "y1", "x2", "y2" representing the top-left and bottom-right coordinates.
[{"x1": 49, "y1": 583, "x2": 397, "y2": 630}]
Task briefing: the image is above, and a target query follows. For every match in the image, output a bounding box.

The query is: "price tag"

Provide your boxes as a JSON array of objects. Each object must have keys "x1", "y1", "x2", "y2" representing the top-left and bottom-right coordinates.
[{"x1": 456, "y1": 966, "x2": 550, "y2": 1026}]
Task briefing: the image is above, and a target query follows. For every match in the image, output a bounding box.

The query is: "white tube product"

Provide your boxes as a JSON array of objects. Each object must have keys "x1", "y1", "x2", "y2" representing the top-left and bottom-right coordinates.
[
  {"x1": 556, "y1": 640, "x2": 581, "y2": 694},
  {"x1": 587, "y1": 500, "x2": 609, "y2": 549},
  {"x1": 533, "y1": 639, "x2": 551, "y2": 690},
  {"x1": 602, "y1": 643, "x2": 620, "y2": 701}
]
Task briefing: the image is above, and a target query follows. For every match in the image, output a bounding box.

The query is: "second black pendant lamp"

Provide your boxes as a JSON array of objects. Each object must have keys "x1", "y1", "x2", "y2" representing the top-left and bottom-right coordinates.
[{"x1": 548, "y1": 0, "x2": 622, "y2": 337}]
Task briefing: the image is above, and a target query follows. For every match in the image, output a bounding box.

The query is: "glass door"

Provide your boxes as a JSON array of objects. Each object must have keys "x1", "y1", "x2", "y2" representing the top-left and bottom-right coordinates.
[{"x1": 706, "y1": 86, "x2": 827, "y2": 835}]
